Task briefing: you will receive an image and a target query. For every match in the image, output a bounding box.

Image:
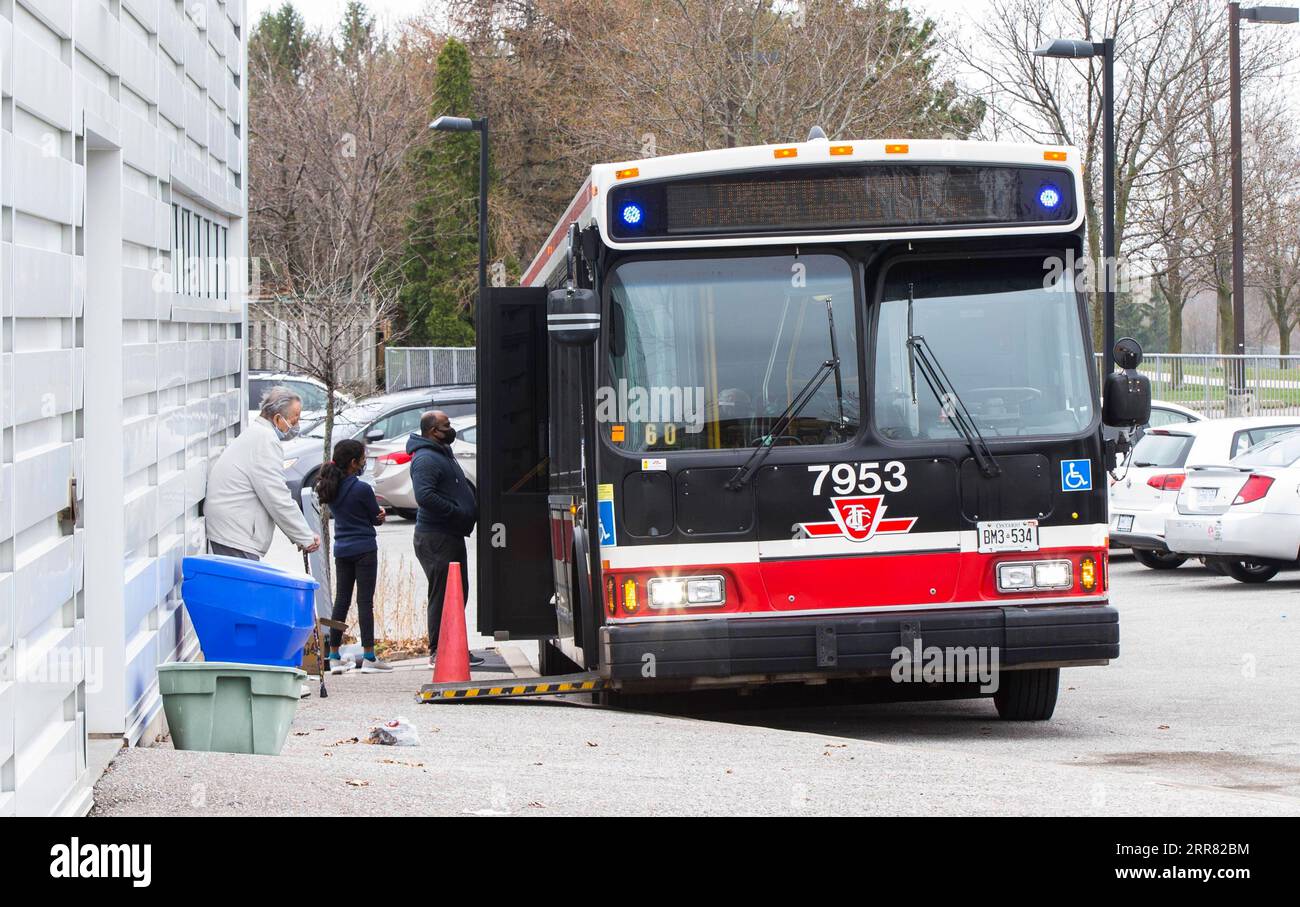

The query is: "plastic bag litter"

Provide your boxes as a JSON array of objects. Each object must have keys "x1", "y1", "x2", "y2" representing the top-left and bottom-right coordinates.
[{"x1": 367, "y1": 716, "x2": 420, "y2": 746}]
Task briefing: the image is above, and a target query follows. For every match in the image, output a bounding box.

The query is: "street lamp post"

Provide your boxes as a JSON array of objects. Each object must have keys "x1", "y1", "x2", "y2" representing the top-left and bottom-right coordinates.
[
  {"x1": 1033, "y1": 37, "x2": 1116, "y2": 372},
  {"x1": 1229, "y1": 4, "x2": 1297, "y2": 397},
  {"x1": 430, "y1": 114, "x2": 490, "y2": 303}
]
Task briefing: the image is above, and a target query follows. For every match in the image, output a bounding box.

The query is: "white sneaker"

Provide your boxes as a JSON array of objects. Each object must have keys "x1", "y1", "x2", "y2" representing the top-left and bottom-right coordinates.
[
  {"x1": 329, "y1": 657, "x2": 355, "y2": 675},
  {"x1": 360, "y1": 658, "x2": 393, "y2": 673},
  {"x1": 300, "y1": 683, "x2": 312, "y2": 698}
]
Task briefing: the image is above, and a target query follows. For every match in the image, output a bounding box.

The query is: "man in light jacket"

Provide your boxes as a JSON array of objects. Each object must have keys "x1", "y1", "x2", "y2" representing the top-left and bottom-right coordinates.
[{"x1": 205, "y1": 386, "x2": 320, "y2": 559}]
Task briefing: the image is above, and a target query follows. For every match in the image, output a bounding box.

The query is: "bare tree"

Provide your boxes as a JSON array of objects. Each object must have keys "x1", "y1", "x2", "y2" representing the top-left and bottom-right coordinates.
[
  {"x1": 258, "y1": 235, "x2": 406, "y2": 569},
  {"x1": 249, "y1": 15, "x2": 434, "y2": 381},
  {"x1": 1246, "y1": 115, "x2": 1300, "y2": 362},
  {"x1": 952, "y1": 0, "x2": 1291, "y2": 350},
  {"x1": 442, "y1": 0, "x2": 983, "y2": 269}
]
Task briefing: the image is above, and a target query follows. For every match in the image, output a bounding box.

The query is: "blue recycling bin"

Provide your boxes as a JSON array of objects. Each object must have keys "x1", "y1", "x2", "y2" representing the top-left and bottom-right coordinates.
[{"x1": 181, "y1": 555, "x2": 320, "y2": 667}]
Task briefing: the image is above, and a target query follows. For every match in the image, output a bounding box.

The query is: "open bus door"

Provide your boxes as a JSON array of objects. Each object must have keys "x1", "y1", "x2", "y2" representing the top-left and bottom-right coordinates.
[{"x1": 476, "y1": 287, "x2": 556, "y2": 639}]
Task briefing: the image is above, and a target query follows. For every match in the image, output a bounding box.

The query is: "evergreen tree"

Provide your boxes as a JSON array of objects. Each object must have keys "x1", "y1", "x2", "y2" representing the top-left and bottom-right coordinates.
[
  {"x1": 399, "y1": 38, "x2": 479, "y2": 346},
  {"x1": 338, "y1": 1, "x2": 376, "y2": 61},
  {"x1": 249, "y1": 2, "x2": 308, "y2": 81}
]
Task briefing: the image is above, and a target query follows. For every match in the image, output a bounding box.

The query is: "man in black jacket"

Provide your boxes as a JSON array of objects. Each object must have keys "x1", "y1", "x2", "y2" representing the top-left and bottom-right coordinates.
[{"x1": 408, "y1": 410, "x2": 482, "y2": 666}]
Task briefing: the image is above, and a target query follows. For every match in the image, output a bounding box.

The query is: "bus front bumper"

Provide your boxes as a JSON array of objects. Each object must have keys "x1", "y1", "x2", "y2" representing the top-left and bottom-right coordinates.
[{"x1": 601, "y1": 604, "x2": 1118, "y2": 683}]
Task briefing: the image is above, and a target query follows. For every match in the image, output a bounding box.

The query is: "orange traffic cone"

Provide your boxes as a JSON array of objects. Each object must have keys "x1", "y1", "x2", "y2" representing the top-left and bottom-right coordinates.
[{"x1": 432, "y1": 562, "x2": 470, "y2": 683}]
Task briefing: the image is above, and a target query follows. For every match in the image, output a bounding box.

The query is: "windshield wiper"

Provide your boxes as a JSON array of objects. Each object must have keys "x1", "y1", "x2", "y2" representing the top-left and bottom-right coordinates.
[
  {"x1": 728, "y1": 295, "x2": 849, "y2": 491},
  {"x1": 726, "y1": 356, "x2": 839, "y2": 491},
  {"x1": 815, "y1": 294, "x2": 850, "y2": 432},
  {"x1": 907, "y1": 329, "x2": 1000, "y2": 479}
]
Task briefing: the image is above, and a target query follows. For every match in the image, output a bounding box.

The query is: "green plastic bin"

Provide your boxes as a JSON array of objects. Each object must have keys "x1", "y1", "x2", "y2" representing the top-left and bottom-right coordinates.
[{"x1": 157, "y1": 661, "x2": 305, "y2": 755}]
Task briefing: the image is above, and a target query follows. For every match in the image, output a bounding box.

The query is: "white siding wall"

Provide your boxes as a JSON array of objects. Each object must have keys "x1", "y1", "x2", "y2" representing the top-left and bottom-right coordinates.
[{"x1": 0, "y1": 0, "x2": 246, "y2": 816}]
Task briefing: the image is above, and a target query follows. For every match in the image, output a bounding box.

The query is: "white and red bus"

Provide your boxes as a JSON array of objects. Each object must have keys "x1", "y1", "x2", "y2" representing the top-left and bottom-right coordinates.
[{"x1": 475, "y1": 131, "x2": 1149, "y2": 719}]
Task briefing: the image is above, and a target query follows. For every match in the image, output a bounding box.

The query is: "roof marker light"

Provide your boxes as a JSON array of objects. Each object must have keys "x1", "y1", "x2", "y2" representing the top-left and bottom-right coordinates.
[
  {"x1": 774, "y1": 147, "x2": 798, "y2": 159},
  {"x1": 1044, "y1": 150, "x2": 1068, "y2": 161},
  {"x1": 829, "y1": 144, "x2": 853, "y2": 156},
  {"x1": 615, "y1": 167, "x2": 639, "y2": 179},
  {"x1": 885, "y1": 143, "x2": 909, "y2": 154}
]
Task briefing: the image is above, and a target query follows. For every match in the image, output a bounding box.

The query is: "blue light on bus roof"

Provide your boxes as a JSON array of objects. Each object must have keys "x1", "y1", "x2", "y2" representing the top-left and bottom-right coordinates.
[
  {"x1": 621, "y1": 203, "x2": 643, "y2": 226},
  {"x1": 1038, "y1": 184, "x2": 1062, "y2": 210}
]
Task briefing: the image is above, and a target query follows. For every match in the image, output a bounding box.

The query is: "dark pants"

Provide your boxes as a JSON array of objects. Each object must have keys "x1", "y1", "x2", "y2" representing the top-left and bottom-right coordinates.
[
  {"x1": 208, "y1": 540, "x2": 259, "y2": 560},
  {"x1": 415, "y1": 531, "x2": 468, "y2": 653},
  {"x1": 330, "y1": 550, "x2": 377, "y2": 650}
]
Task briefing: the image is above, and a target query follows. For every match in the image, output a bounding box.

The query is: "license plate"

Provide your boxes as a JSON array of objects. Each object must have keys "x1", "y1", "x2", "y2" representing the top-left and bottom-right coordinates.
[
  {"x1": 1116, "y1": 514, "x2": 1134, "y2": 532},
  {"x1": 1196, "y1": 487, "x2": 1217, "y2": 504},
  {"x1": 977, "y1": 519, "x2": 1039, "y2": 553}
]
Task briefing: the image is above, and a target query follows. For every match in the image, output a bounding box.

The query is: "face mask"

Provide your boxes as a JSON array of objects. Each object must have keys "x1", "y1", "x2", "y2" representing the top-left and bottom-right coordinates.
[
  {"x1": 438, "y1": 426, "x2": 457, "y2": 445},
  {"x1": 273, "y1": 415, "x2": 300, "y2": 441}
]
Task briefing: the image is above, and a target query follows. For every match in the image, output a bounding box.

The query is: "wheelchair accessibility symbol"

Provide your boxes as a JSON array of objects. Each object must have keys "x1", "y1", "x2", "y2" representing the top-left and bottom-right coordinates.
[{"x1": 1060, "y1": 459, "x2": 1092, "y2": 492}]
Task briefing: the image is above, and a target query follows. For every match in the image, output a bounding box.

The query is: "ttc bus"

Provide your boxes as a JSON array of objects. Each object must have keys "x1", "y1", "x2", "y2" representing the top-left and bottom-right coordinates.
[{"x1": 474, "y1": 132, "x2": 1149, "y2": 720}]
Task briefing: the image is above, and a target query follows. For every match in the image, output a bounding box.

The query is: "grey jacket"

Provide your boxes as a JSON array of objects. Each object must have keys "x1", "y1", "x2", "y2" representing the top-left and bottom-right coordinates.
[{"x1": 204, "y1": 416, "x2": 314, "y2": 555}]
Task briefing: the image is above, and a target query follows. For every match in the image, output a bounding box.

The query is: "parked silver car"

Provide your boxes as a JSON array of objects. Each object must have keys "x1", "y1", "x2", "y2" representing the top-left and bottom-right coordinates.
[
  {"x1": 372, "y1": 416, "x2": 477, "y2": 518},
  {"x1": 281, "y1": 386, "x2": 475, "y2": 505}
]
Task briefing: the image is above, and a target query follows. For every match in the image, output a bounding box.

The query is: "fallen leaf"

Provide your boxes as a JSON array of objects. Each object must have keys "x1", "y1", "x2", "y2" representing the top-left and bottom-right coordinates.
[
  {"x1": 585, "y1": 741, "x2": 599, "y2": 747},
  {"x1": 527, "y1": 801, "x2": 545, "y2": 809},
  {"x1": 1157, "y1": 724, "x2": 1170, "y2": 730},
  {"x1": 380, "y1": 758, "x2": 425, "y2": 768},
  {"x1": 322, "y1": 752, "x2": 332, "y2": 757},
  {"x1": 345, "y1": 779, "x2": 369, "y2": 787},
  {"x1": 331, "y1": 737, "x2": 360, "y2": 747}
]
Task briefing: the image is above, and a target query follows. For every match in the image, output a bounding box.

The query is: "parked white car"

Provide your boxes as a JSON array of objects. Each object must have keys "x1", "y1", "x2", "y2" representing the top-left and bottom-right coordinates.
[
  {"x1": 1164, "y1": 428, "x2": 1300, "y2": 583},
  {"x1": 371, "y1": 416, "x2": 477, "y2": 518},
  {"x1": 247, "y1": 371, "x2": 352, "y2": 428},
  {"x1": 1109, "y1": 415, "x2": 1300, "y2": 569}
]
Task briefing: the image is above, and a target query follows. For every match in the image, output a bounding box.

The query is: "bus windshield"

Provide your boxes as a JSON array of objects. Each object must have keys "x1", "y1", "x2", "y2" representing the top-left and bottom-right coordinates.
[
  {"x1": 605, "y1": 254, "x2": 860, "y2": 452},
  {"x1": 873, "y1": 256, "x2": 1093, "y2": 440}
]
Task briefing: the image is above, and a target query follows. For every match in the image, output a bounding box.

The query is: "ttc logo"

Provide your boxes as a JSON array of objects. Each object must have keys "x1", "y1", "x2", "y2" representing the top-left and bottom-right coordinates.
[{"x1": 799, "y1": 495, "x2": 917, "y2": 541}]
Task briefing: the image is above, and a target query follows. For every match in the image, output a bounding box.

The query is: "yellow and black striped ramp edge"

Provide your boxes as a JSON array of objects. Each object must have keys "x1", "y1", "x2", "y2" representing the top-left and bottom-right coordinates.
[{"x1": 418, "y1": 672, "x2": 604, "y2": 702}]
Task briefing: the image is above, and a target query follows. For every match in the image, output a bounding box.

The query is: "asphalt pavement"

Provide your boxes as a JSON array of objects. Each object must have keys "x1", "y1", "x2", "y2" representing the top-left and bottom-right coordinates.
[{"x1": 92, "y1": 526, "x2": 1300, "y2": 816}]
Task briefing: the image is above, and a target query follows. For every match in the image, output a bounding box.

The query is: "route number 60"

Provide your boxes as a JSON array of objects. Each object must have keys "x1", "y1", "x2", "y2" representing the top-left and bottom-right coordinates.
[{"x1": 809, "y1": 461, "x2": 907, "y2": 496}]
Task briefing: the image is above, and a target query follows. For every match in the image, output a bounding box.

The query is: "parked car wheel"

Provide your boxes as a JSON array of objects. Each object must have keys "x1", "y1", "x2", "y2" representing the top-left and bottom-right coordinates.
[
  {"x1": 394, "y1": 508, "x2": 417, "y2": 521},
  {"x1": 1132, "y1": 548, "x2": 1188, "y2": 570},
  {"x1": 1214, "y1": 558, "x2": 1279, "y2": 584},
  {"x1": 993, "y1": 668, "x2": 1060, "y2": 721}
]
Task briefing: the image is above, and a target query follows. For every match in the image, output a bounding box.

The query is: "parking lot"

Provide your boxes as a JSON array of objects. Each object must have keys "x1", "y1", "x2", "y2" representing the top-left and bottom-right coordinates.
[{"x1": 94, "y1": 528, "x2": 1300, "y2": 816}]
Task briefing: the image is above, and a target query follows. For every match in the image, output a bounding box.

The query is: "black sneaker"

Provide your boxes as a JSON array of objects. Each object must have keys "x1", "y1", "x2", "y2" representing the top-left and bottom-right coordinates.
[{"x1": 468, "y1": 653, "x2": 486, "y2": 667}]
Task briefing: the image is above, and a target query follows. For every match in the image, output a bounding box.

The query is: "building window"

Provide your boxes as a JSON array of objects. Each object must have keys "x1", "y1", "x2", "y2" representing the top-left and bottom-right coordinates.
[{"x1": 172, "y1": 203, "x2": 229, "y2": 300}]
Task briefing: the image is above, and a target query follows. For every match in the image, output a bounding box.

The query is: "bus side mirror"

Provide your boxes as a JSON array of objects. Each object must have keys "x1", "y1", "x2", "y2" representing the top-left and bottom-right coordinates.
[
  {"x1": 548, "y1": 287, "x2": 599, "y2": 346},
  {"x1": 1101, "y1": 337, "x2": 1151, "y2": 428}
]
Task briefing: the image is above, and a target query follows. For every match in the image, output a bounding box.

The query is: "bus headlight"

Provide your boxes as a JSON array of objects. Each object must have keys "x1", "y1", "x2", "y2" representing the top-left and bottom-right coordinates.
[
  {"x1": 996, "y1": 560, "x2": 1072, "y2": 593},
  {"x1": 647, "y1": 575, "x2": 726, "y2": 608}
]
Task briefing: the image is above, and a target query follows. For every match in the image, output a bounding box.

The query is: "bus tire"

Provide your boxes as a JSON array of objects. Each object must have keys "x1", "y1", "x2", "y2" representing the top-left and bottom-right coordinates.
[
  {"x1": 1132, "y1": 548, "x2": 1187, "y2": 570},
  {"x1": 1221, "y1": 559, "x2": 1278, "y2": 584},
  {"x1": 993, "y1": 668, "x2": 1060, "y2": 721}
]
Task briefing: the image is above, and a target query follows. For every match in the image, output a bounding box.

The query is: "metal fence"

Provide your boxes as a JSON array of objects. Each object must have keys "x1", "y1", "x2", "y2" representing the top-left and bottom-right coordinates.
[
  {"x1": 385, "y1": 346, "x2": 477, "y2": 392},
  {"x1": 1098, "y1": 353, "x2": 1300, "y2": 418}
]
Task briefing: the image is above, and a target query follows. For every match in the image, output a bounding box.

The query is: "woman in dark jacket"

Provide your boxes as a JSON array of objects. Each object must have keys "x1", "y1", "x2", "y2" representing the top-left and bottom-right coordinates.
[{"x1": 316, "y1": 439, "x2": 391, "y2": 673}]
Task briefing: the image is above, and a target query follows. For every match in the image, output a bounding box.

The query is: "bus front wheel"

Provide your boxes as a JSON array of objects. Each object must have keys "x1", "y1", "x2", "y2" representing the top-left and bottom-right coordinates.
[{"x1": 993, "y1": 668, "x2": 1060, "y2": 721}]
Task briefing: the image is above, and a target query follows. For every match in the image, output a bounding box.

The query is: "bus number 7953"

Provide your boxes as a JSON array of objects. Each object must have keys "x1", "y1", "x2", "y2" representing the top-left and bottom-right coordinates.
[{"x1": 809, "y1": 461, "x2": 908, "y2": 497}]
